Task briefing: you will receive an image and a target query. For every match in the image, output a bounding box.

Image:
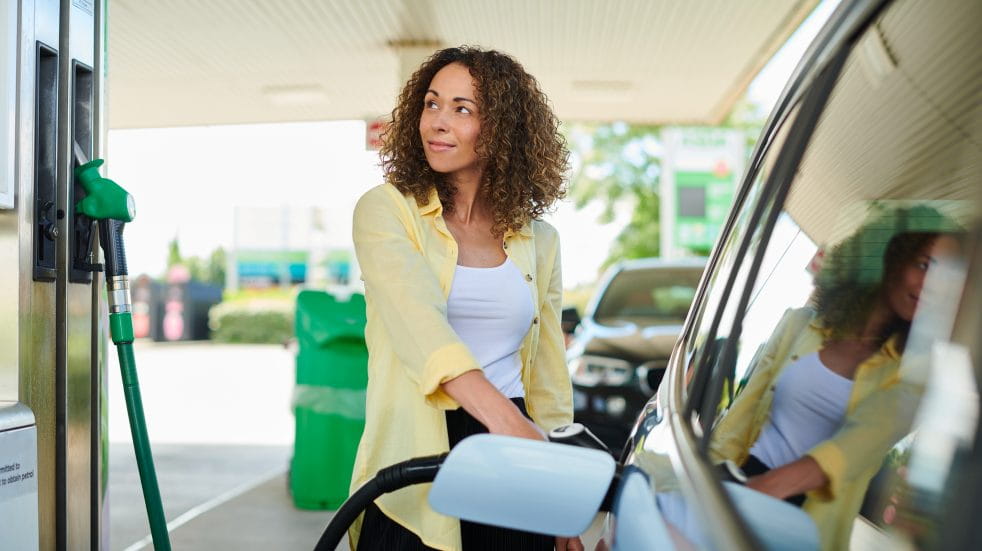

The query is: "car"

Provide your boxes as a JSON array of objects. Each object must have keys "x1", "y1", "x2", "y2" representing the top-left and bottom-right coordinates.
[
  {"x1": 421, "y1": 1, "x2": 982, "y2": 549},
  {"x1": 565, "y1": 258, "x2": 705, "y2": 450},
  {"x1": 597, "y1": 0, "x2": 982, "y2": 548}
]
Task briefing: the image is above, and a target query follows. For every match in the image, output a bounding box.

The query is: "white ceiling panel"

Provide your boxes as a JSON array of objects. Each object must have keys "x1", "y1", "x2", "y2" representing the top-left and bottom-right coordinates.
[{"x1": 107, "y1": 0, "x2": 818, "y2": 129}]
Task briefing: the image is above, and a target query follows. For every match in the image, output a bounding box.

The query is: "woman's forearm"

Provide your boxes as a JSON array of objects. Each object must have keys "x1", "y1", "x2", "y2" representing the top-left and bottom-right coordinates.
[
  {"x1": 746, "y1": 455, "x2": 828, "y2": 499},
  {"x1": 441, "y1": 370, "x2": 544, "y2": 440}
]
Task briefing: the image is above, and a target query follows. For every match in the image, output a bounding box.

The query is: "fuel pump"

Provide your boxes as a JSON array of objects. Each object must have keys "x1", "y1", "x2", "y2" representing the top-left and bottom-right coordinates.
[{"x1": 73, "y1": 146, "x2": 172, "y2": 551}]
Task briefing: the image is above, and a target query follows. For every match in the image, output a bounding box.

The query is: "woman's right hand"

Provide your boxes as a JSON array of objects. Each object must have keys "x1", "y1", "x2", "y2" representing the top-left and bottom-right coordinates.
[{"x1": 441, "y1": 370, "x2": 545, "y2": 440}]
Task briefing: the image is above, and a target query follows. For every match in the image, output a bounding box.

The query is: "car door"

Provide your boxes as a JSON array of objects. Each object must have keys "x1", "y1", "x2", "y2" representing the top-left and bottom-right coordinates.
[{"x1": 609, "y1": 0, "x2": 982, "y2": 549}]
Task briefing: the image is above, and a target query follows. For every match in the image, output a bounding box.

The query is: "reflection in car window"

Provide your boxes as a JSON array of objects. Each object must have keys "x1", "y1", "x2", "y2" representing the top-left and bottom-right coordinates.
[
  {"x1": 594, "y1": 268, "x2": 701, "y2": 325},
  {"x1": 702, "y1": 0, "x2": 982, "y2": 549}
]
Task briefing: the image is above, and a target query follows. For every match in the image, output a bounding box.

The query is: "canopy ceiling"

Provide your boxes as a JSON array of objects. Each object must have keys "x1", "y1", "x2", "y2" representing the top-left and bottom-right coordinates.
[{"x1": 107, "y1": 0, "x2": 818, "y2": 129}]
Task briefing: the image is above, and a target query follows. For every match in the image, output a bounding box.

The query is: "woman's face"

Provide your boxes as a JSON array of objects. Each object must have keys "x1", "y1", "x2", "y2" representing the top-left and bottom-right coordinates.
[
  {"x1": 885, "y1": 235, "x2": 959, "y2": 321},
  {"x1": 419, "y1": 62, "x2": 482, "y2": 180}
]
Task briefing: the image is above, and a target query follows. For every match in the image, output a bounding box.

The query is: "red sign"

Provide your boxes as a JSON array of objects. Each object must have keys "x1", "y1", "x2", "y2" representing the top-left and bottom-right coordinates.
[{"x1": 366, "y1": 119, "x2": 388, "y2": 151}]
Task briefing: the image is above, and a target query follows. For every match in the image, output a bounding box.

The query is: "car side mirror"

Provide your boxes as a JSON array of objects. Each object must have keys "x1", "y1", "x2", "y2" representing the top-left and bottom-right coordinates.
[
  {"x1": 428, "y1": 434, "x2": 616, "y2": 537},
  {"x1": 561, "y1": 306, "x2": 581, "y2": 335}
]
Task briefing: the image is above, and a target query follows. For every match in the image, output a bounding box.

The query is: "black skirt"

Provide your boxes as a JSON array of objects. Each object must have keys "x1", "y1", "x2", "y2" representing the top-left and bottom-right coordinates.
[{"x1": 356, "y1": 397, "x2": 554, "y2": 551}]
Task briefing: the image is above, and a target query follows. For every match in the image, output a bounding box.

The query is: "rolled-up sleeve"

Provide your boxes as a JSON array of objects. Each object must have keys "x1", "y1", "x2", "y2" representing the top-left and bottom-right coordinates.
[
  {"x1": 353, "y1": 186, "x2": 480, "y2": 409},
  {"x1": 805, "y1": 374, "x2": 918, "y2": 501},
  {"x1": 526, "y1": 224, "x2": 573, "y2": 432}
]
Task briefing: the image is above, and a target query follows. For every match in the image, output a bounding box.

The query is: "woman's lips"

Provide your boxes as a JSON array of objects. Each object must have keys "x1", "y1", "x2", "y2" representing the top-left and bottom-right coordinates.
[{"x1": 427, "y1": 140, "x2": 455, "y2": 152}]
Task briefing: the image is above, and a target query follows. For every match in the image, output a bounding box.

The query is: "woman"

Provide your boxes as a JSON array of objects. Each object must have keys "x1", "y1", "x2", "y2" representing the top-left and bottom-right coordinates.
[
  {"x1": 710, "y1": 207, "x2": 960, "y2": 550},
  {"x1": 349, "y1": 47, "x2": 582, "y2": 551}
]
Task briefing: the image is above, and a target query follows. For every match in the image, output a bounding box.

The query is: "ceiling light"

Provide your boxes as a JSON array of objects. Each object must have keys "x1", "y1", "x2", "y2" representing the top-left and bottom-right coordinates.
[
  {"x1": 262, "y1": 85, "x2": 328, "y2": 106},
  {"x1": 858, "y1": 26, "x2": 897, "y2": 88}
]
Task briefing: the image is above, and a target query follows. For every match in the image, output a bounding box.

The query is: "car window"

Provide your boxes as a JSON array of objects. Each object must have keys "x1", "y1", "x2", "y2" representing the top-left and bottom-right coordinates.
[
  {"x1": 701, "y1": 0, "x2": 982, "y2": 548},
  {"x1": 681, "y1": 102, "x2": 803, "y2": 416},
  {"x1": 594, "y1": 267, "x2": 702, "y2": 325}
]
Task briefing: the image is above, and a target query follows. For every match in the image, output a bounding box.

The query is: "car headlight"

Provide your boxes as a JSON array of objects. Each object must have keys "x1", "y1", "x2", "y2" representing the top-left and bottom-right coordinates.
[{"x1": 568, "y1": 355, "x2": 634, "y2": 387}]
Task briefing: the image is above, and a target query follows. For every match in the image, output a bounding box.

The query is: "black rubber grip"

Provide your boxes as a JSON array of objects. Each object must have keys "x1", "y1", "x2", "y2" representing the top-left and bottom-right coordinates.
[{"x1": 99, "y1": 219, "x2": 128, "y2": 277}]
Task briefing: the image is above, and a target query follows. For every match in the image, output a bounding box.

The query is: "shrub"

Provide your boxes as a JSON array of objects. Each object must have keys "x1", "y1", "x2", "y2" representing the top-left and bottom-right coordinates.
[{"x1": 209, "y1": 298, "x2": 293, "y2": 344}]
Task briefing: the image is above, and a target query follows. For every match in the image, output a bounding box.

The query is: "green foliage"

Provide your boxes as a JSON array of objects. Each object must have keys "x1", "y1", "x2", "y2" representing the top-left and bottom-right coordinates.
[
  {"x1": 166, "y1": 237, "x2": 183, "y2": 269},
  {"x1": 568, "y1": 107, "x2": 766, "y2": 268},
  {"x1": 163, "y1": 237, "x2": 226, "y2": 287},
  {"x1": 568, "y1": 122, "x2": 663, "y2": 268},
  {"x1": 209, "y1": 297, "x2": 293, "y2": 344}
]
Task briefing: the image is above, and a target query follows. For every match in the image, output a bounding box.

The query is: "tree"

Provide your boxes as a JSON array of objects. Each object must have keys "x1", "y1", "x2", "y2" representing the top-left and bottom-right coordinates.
[
  {"x1": 162, "y1": 237, "x2": 227, "y2": 287},
  {"x1": 166, "y1": 236, "x2": 183, "y2": 269},
  {"x1": 205, "y1": 247, "x2": 227, "y2": 287},
  {"x1": 567, "y1": 122, "x2": 663, "y2": 268}
]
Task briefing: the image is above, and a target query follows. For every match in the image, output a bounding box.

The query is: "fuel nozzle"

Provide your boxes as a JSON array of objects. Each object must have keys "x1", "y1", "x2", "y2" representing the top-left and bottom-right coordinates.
[
  {"x1": 73, "y1": 143, "x2": 134, "y2": 313},
  {"x1": 548, "y1": 423, "x2": 612, "y2": 455},
  {"x1": 74, "y1": 143, "x2": 135, "y2": 225}
]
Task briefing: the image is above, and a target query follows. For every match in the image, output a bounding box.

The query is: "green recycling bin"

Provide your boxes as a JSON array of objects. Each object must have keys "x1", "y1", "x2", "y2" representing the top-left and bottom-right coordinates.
[{"x1": 290, "y1": 290, "x2": 368, "y2": 510}]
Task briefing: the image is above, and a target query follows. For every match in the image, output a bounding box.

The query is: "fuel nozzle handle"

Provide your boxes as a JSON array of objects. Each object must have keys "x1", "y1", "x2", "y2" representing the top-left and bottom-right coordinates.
[
  {"x1": 548, "y1": 423, "x2": 612, "y2": 455},
  {"x1": 73, "y1": 143, "x2": 135, "y2": 312},
  {"x1": 73, "y1": 143, "x2": 134, "y2": 275},
  {"x1": 98, "y1": 218, "x2": 128, "y2": 278}
]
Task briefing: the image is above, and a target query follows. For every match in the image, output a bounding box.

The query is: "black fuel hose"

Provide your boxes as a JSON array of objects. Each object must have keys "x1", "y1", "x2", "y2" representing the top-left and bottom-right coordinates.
[{"x1": 313, "y1": 453, "x2": 447, "y2": 551}]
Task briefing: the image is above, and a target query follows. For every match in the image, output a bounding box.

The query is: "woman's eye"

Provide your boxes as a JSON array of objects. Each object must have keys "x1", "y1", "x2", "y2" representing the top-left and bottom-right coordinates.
[
  {"x1": 457, "y1": 105, "x2": 471, "y2": 114},
  {"x1": 425, "y1": 100, "x2": 437, "y2": 109}
]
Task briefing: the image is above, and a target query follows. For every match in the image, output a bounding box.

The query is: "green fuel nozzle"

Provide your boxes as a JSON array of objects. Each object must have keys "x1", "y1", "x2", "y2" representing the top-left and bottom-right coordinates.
[
  {"x1": 73, "y1": 144, "x2": 133, "y2": 280},
  {"x1": 74, "y1": 156, "x2": 136, "y2": 223}
]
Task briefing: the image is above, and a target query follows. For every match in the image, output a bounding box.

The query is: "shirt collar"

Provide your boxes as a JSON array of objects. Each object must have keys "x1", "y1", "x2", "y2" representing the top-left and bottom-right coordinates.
[
  {"x1": 506, "y1": 223, "x2": 534, "y2": 239},
  {"x1": 809, "y1": 316, "x2": 903, "y2": 361},
  {"x1": 419, "y1": 187, "x2": 442, "y2": 216}
]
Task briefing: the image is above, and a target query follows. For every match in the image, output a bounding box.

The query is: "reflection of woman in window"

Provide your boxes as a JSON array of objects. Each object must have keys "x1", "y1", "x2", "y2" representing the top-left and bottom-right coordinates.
[{"x1": 710, "y1": 207, "x2": 959, "y2": 550}]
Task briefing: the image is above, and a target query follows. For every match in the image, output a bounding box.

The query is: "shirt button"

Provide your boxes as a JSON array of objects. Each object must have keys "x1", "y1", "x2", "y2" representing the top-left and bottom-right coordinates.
[
  {"x1": 791, "y1": 354, "x2": 799, "y2": 361},
  {"x1": 525, "y1": 274, "x2": 533, "y2": 282},
  {"x1": 533, "y1": 317, "x2": 539, "y2": 324}
]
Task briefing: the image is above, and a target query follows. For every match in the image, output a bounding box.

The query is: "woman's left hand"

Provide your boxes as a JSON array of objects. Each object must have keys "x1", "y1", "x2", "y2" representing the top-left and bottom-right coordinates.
[{"x1": 556, "y1": 536, "x2": 585, "y2": 551}]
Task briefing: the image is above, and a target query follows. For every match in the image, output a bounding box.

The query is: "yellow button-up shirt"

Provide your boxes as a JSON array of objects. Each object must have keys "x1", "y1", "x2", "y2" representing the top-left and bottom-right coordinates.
[
  {"x1": 710, "y1": 307, "x2": 911, "y2": 551},
  {"x1": 349, "y1": 183, "x2": 573, "y2": 550}
]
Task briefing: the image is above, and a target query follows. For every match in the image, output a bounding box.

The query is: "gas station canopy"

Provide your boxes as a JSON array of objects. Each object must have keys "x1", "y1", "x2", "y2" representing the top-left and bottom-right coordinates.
[{"x1": 108, "y1": 0, "x2": 818, "y2": 129}]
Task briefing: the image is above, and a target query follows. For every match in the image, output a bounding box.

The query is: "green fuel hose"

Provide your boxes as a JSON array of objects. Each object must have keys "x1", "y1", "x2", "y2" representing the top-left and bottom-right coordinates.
[
  {"x1": 111, "y1": 313, "x2": 171, "y2": 550},
  {"x1": 76, "y1": 145, "x2": 172, "y2": 550}
]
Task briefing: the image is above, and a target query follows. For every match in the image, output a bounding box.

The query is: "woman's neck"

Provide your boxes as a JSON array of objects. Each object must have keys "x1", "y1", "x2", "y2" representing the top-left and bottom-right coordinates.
[
  {"x1": 448, "y1": 171, "x2": 486, "y2": 225},
  {"x1": 858, "y1": 300, "x2": 895, "y2": 342}
]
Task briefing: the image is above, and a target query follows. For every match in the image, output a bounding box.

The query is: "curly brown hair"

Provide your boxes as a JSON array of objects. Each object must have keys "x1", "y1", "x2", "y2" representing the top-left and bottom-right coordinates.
[
  {"x1": 812, "y1": 205, "x2": 960, "y2": 343},
  {"x1": 380, "y1": 46, "x2": 569, "y2": 237}
]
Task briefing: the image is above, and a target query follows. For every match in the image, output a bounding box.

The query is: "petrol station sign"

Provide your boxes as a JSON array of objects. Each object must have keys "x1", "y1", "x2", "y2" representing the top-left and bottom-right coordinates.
[{"x1": 660, "y1": 127, "x2": 745, "y2": 257}]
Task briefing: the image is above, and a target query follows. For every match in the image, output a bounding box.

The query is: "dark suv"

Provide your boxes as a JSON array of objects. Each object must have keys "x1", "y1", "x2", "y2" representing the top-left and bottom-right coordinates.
[{"x1": 566, "y1": 258, "x2": 705, "y2": 450}]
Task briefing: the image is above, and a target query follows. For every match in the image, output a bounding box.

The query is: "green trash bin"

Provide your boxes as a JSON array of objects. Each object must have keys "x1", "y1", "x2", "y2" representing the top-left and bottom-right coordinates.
[{"x1": 290, "y1": 290, "x2": 368, "y2": 510}]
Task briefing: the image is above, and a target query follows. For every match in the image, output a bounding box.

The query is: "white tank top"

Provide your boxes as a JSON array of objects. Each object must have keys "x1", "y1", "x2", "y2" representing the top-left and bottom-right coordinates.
[
  {"x1": 749, "y1": 351, "x2": 854, "y2": 469},
  {"x1": 446, "y1": 258, "x2": 535, "y2": 398}
]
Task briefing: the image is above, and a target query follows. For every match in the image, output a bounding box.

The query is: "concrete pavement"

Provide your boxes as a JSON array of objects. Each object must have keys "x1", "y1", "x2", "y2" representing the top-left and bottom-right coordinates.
[{"x1": 107, "y1": 340, "x2": 602, "y2": 550}]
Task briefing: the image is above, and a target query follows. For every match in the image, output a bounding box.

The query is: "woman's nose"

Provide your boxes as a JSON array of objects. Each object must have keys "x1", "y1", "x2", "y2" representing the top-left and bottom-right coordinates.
[{"x1": 429, "y1": 109, "x2": 448, "y2": 132}]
